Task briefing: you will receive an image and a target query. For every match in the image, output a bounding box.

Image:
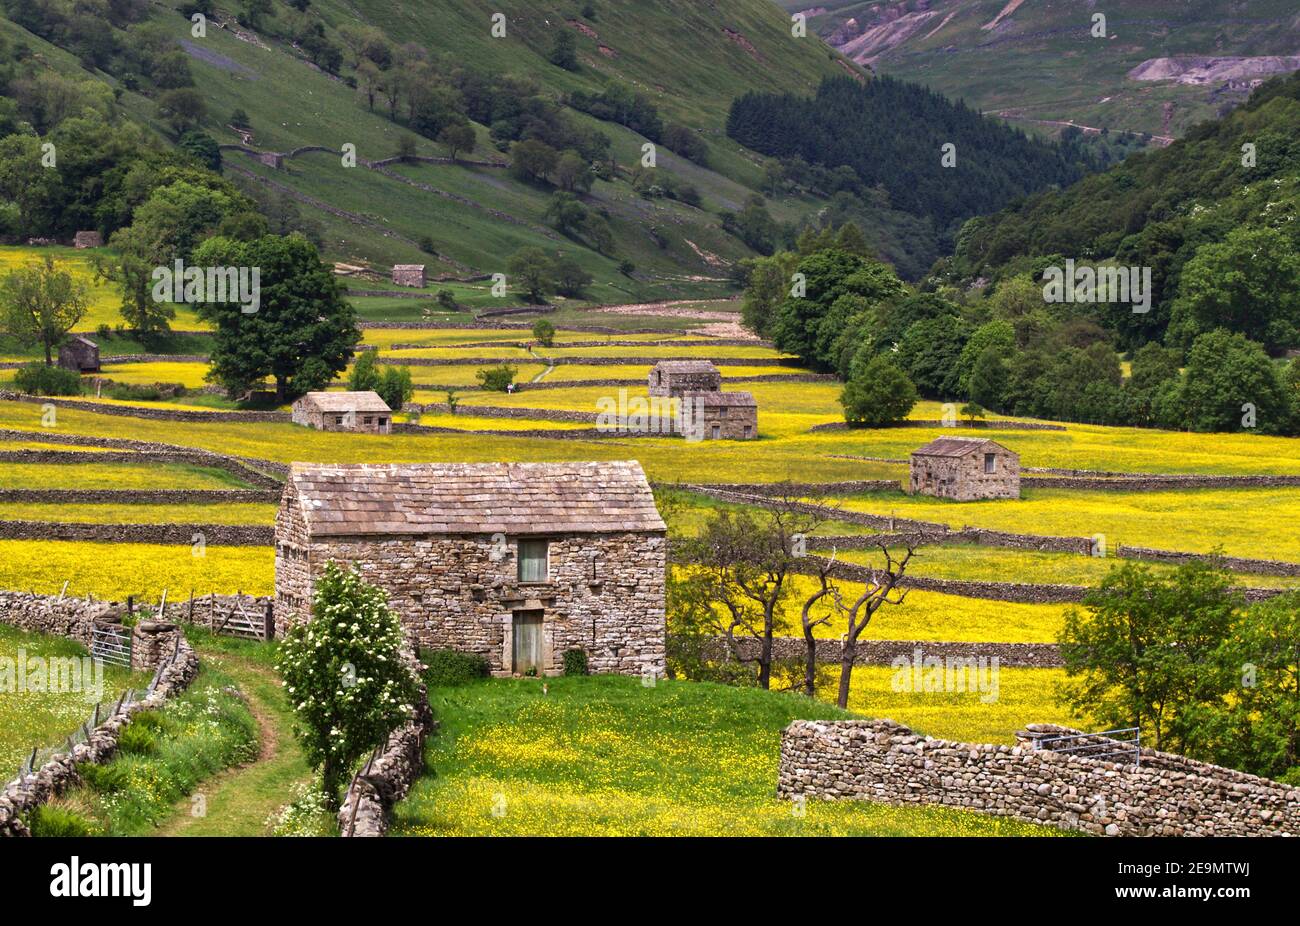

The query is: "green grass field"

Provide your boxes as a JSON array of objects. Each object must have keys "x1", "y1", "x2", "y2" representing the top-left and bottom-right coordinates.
[
  {"x1": 391, "y1": 675, "x2": 1062, "y2": 836},
  {"x1": 0, "y1": 624, "x2": 145, "y2": 778}
]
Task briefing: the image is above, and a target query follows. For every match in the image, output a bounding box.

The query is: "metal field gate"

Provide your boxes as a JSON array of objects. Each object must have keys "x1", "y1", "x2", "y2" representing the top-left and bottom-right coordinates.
[{"x1": 90, "y1": 623, "x2": 132, "y2": 669}]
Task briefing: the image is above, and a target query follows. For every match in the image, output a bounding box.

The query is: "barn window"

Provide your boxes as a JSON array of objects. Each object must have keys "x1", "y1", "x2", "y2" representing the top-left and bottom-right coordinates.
[
  {"x1": 984, "y1": 453, "x2": 996, "y2": 473},
  {"x1": 518, "y1": 540, "x2": 549, "y2": 583}
]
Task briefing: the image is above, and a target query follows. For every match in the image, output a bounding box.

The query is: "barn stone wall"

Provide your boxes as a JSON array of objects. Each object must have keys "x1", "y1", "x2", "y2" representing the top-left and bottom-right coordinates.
[
  {"x1": 275, "y1": 496, "x2": 665, "y2": 678},
  {"x1": 695, "y1": 403, "x2": 757, "y2": 440},
  {"x1": 777, "y1": 719, "x2": 1300, "y2": 837},
  {"x1": 910, "y1": 450, "x2": 1020, "y2": 501}
]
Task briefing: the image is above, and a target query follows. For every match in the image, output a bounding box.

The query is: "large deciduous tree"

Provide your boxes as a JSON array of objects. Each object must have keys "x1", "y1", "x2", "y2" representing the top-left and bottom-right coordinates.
[
  {"x1": 193, "y1": 234, "x2": 360, "y2": 401},
  {"x1": 0, "y1": 256, "x2": 88, "y2": 365}
]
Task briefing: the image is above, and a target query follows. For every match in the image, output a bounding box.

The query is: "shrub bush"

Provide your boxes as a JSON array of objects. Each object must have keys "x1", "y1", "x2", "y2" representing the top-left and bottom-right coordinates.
[
  {"x1": 476, "y1": 364, "x2": 517, "y2": 392},
  {"x1": 27, "y1": 805, "x2": 96, "y2": 837},
  {"x1": 12, "y1": 363, "x2": 82, "y2": 396},
  {"x1": 117, "y1": 722, "x2": 158, "y2": 756},
  {"x1": 562, "y1": 648, "x2": 588, "y2": 676},
  {"x1": 79, "y1": 761, "x2": 130, "y2": 793},
  {"x1": 422, "y1": 648, "x2": 489, "y2": 687}
]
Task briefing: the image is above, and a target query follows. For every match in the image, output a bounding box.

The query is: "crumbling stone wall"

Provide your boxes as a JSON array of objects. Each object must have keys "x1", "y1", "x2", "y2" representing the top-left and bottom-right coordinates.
[{"x1": 777, "y1": 719, "x2": 1300, "y2": 836}]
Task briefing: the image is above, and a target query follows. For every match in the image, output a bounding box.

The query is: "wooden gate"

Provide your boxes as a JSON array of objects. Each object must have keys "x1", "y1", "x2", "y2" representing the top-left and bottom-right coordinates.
[
  {"x1": 212, "y1": 597, "x2": 274, "y2": 641},
  {"x1": 90, "y1": 623, "x2": 132, "y2": 669},
  {"x1": 512, "y1": 610, "x2": 544, "y2": 675}
]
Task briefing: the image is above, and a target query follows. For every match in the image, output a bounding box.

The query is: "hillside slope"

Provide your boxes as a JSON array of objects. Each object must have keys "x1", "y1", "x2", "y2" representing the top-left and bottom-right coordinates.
[{"x1": 785, "y1": 0, "x2": 1300, "y2": 140}]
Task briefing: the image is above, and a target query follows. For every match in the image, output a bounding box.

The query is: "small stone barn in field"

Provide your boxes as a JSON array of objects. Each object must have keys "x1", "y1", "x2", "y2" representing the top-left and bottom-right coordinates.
[
  {"x1": 648, "y1": 360, "x2": 722, "y2": 398},
  {"x1": 57, "y1": 335, "x2": 99, "y2": 373},
  {"x1": 684, "y1": 390, "x2": 757, "y2": 440},
  {"x1": 909, "y1": 437, "x2": 1020, "y2": 501},
  {"x1": 392, "y1": 264, "x2": 426, "y2": 288},
  {"x1": 291, "y1": 391, "x2": 393, "y2": 433},
  {"x1": 73, "y1": 230, "x2": 103, "y2": 249},
  {"x1": 274, "y1": 461, "x2": 667, "y2": 678}
]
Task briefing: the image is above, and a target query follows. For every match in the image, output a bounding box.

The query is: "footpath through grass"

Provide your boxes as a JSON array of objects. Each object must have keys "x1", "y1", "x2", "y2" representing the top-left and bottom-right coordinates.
[
  {"x1": 153, "y1": 631, "x2": 312, "y2": 836},
  {"x1": 391, "y1": 675, "x2": 1061, "y2": 837}
]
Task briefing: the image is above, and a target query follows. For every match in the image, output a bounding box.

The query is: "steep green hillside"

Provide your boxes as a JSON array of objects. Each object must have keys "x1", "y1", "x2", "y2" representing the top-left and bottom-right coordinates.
[
  {"x1": 1, "y1": 0, "x2": 865, "y2": 295},
  {"x1": 785, "y1": 0, "x2": 1300, "y2": 140},
  {"x1": 948, "y1": 69, "x2": 1300, "y2": 347}
]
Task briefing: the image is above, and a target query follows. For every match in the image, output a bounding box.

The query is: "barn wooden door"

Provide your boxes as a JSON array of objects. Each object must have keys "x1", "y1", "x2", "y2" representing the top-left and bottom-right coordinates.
[{"x1": 512, "y1": 610, "x2": 544, "y2": 675}]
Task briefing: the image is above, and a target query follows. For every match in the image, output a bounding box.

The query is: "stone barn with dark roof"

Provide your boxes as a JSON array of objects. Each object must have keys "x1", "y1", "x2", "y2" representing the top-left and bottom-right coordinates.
[
  {"x1": 274, "y1": 461, "x2": 667, "y2": 678},
  {"x1": 648, "y1": 360, "x2": 722, "y2": 398},
  {"x1": 909, "y1": 437, "x2": 1020, "y2": 501},
  {"x1": 57, "y1": 335, "x2": 99, "y2": 373},
  {"x1": 291, "y1": 391, "x2": 393, "y2": 433}
]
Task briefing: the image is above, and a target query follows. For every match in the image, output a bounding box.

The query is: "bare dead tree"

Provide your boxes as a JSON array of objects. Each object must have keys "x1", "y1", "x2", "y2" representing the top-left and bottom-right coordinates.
[{"x1": 835, "y1": 542, "x2": 915, "y2": 709}]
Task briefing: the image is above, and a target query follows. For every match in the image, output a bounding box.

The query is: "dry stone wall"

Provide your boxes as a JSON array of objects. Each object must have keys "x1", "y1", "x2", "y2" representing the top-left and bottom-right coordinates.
[
  {"x1": 777, "y1": 719, "x2": 1300, "y2": 836},
  {"x1": 0, "y1": 593, "x2": 199, "y2": 837},
  {"x1": 0, "y1": 520, "x2": 273, "y2": 546},
  {"x1": 337, "y1": 645, "x2": 435, "y2": 837},
  {"x1": 0, "y1": 488, "x2": 278, "y2": 504}
]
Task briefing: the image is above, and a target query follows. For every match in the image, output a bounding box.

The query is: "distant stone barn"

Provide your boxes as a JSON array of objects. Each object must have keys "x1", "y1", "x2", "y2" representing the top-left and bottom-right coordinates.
[
  {"x1": 909, "y1": 437, "x2": 1020, "y2": 501},
  {"x1": 684, "y1": 390, "x2": 757, "y2": 440},
  {"x1": 648, "y1": 360, "x2": 722, "y2": 398},
  {"x1": 73, "y1": 231, "x2": 103, "y2": 249},
  {"x1": 274, "y1": 461, "x2": 667, "y2": 678},
  {"x1": 392, "y1": 264, "x2": 426, "y2": 288},
  {"x1": 57, "y1": 335, "x2": 99, "y2": 373},
  {"x1": 291, "y1": 391, "x2": 393, "y2": 433}
]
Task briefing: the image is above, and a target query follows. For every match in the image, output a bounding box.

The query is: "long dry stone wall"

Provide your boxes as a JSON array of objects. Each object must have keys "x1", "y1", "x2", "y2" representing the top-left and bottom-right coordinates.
[
  {"x1": 0, "y1": 488, "x2": 278, "y2": 504},
  {"x1": 777, "y1": 719, "x2": 1300, "y2": 836},
  {"x1": 0, "y1": 592, "x2": 200, "y2": 836},
  {"x1": 0, "y1": 520, "x2": 274, "y2": 546},
  {"x1": 0, "y1": 391, "x2": 290, "y2": 424},
  {"x1": 710, "y1": 636, "x2": 1064, "y2": 668}
]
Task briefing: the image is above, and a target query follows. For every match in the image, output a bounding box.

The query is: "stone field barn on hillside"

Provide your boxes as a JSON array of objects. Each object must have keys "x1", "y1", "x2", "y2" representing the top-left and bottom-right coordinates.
[
  {"x1": 909, "y1": 437, "x2": 1020, "y2": 501},
  {"x1": 292, "y1": 391, "x2": 393, "y2": 433},
  {"x1": 274, "y1": 461, "x2": 667, "y2": 678},
  {"x1": 58, "y1": 335, "x2": 99, "y2": 373},
  {"x1": 648, "y1": 360, "x2": 722, "y2": 397}
]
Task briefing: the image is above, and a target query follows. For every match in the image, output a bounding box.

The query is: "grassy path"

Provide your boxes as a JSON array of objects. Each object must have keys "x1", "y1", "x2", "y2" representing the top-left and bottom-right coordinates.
[{"x1": 155, "y1": 641, "x2": 310, "y2": 836}]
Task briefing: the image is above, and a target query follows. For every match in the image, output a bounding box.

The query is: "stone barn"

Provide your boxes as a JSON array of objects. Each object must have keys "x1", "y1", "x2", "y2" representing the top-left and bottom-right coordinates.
[
  {"x1": 648, "y1": 360, "x2": 722, "y2": 398},
  {"x1": 909, "y1": 437, "x2": 1020, "y2": 501},
  {"x1": 274, "y1": 461, "x2": 667, "y2": 678},
  {"x1": 683, "y1": 390, "x2": 757, "y2": 440},
  {"x1": 291, "y1": 391, "x2": 393, "y2": 433},
  {"x1": 73, "y1": 231, "x2": 103, "y2": 249},
  {"x1": 392, "y1": 264, "x2": 426, "y2": 288},
  {"x1": 57, "y1": 335, "x2": 99, "y2": 373}
]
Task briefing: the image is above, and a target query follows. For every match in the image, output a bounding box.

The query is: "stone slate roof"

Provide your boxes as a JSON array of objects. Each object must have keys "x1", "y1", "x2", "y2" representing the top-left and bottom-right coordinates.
[
  {"x1": 911, "y1": 437, "x2": 1014, "y2": 458},
  {"x1": 392, "y1": 264, "x2": 425, "y2": 271},
  {"x1": 288, "y1": 461, "x2": 666, "y2": 537},
  {"x1": 683, "y1": 390, "x2": 756, "y2": 407},
  {"x1": 651, "y1": 360, "x2": 719, "y2": 373},
  {"x1": 295, "y1": 391, "x2": 392, "y2": 413}
]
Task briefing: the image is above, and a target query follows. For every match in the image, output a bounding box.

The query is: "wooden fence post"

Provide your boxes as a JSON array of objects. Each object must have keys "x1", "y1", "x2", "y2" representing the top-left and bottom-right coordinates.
[{"x1": 264, "y1": 600, "x2": 275, "y2": 641}]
